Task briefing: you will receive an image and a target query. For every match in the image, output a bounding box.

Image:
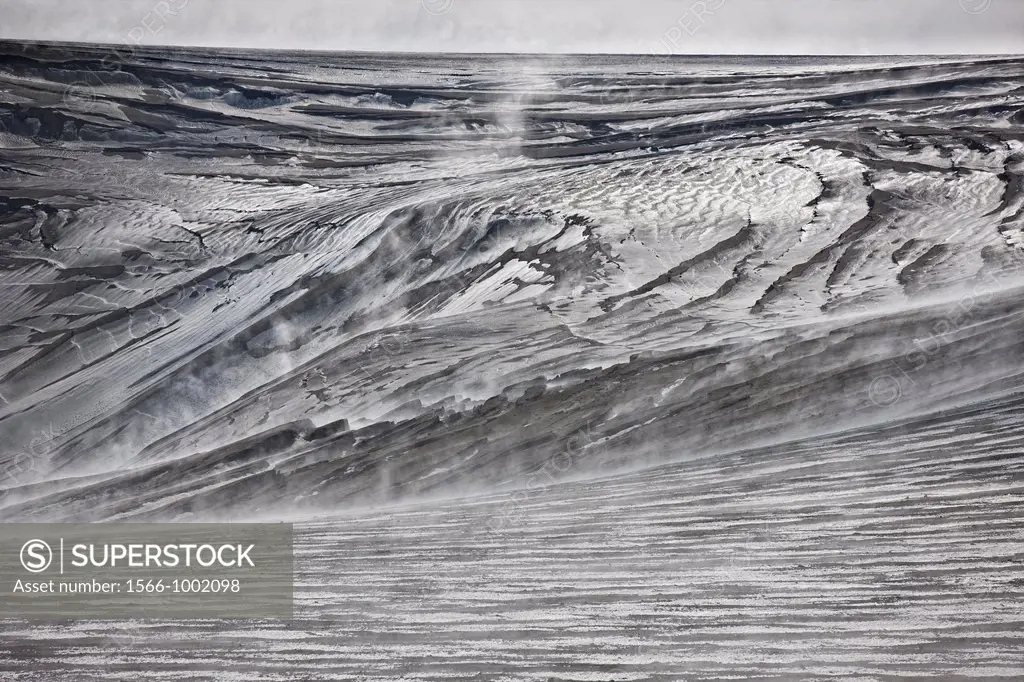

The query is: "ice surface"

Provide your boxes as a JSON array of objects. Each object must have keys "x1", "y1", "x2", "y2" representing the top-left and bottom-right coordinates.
[{"x1": 1, "y1": 43, "x2": 1023, "y2": 679}]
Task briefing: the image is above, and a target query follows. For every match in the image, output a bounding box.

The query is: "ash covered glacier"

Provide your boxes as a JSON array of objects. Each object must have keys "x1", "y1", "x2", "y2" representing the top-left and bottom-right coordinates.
[{"x1": 1, "y1": 43, "x2": 1024, "y2": 679}]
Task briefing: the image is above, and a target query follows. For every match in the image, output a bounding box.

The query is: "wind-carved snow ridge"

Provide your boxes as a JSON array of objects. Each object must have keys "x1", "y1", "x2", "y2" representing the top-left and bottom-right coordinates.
[{"x1": 0, "y1": 45, "x2": 1022, "y2": 521}]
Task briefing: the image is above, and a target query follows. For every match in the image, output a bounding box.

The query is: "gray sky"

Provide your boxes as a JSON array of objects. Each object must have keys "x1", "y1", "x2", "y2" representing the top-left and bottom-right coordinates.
[{"x1": 0, "y1": 0, "x2": 1021, "y2": 54}]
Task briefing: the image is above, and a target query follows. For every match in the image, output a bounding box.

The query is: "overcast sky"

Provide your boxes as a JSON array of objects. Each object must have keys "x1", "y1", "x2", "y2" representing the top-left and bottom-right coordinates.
[{"x1": 0, "y1": 0, "x2": 1021, "y2": 54}]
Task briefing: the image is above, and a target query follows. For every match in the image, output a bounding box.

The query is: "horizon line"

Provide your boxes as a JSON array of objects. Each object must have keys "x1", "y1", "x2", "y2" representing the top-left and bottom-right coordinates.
[{"x1": 2, "y1": 38, "x2": 1022, "y2": 59}]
